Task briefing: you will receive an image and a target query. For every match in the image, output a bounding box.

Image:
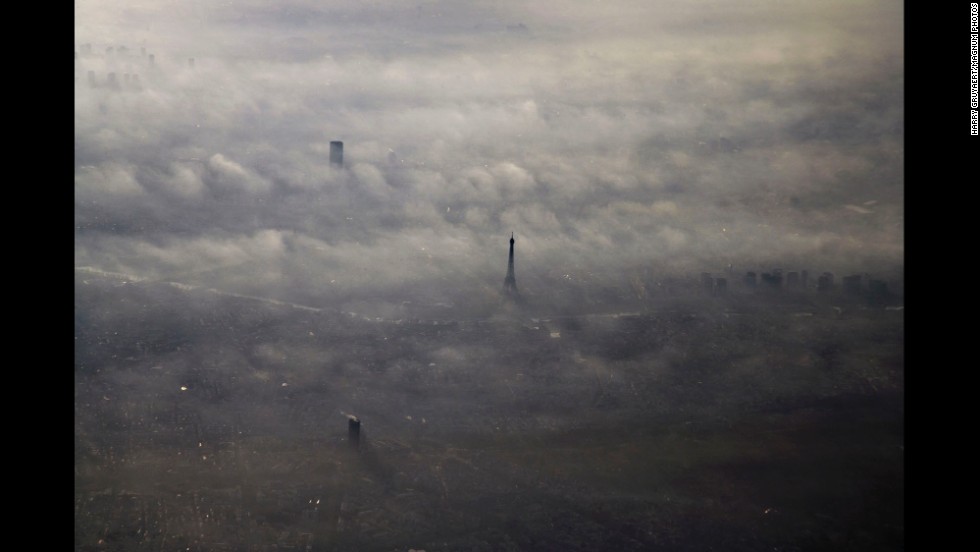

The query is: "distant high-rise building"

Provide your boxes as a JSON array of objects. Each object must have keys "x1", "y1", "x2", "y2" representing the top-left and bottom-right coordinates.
[
  {"x1": 107, "y1": 72, "x2": 119, "y2": 89},
  {"x1": 744, "y1": 271, "x2": 757, "y2": 288},
  {"x1": 503, "y1": 233, "x2": 519, "y2": 297},
  {"x1": 347, "y1": 416, "x2": 360, "y2": 449},
  {"x1": 868, "y1": 279, "x2": 889, "y2": 305},
  {"x1": 817, "y1": 272, "x2": 834, "y2": 292},
  {"x1": 330, "y1": 141, "x2": 344, "y2": 167},
  {"x1": 842, "y1": 274, "x2": 862, "y2": 295},
  {"x1": 148, "y1": 54, "x2": 155, "y2": 65},
  {"x1": 761, "y1": 270, "x2": 783, "y2": 289},
  {"x1": 715, "y1": 277, "x2": 728, "y2": 294},
  {"x1": 188, "y1": 57, "x2": 195, "y2": 68}
]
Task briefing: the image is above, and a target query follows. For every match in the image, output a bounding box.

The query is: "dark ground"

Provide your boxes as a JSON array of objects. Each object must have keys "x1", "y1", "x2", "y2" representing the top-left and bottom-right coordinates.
[{"x1": 75, "y1": 271, "x2": 903, "y2": 551}]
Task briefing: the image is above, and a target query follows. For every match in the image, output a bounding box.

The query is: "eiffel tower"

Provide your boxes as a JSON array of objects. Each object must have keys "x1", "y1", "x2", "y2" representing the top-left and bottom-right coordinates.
[{"x1": 503, "y1": 232, "x2": 519, "y2": 297}]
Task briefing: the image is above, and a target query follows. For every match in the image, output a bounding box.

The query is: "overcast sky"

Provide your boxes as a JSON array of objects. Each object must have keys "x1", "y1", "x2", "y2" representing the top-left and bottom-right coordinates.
[{"x1": 75, "y1": 0, "x2": 903, "y2": 309}]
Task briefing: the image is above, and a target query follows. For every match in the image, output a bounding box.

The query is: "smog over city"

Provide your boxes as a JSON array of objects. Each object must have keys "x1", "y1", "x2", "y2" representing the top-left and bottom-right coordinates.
[{"x1": 75, "y1": 1, "x2": 903, "y2": 550}]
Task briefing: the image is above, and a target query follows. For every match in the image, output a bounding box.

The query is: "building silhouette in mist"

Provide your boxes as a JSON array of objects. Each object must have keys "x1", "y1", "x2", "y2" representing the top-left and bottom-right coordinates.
[
  {"x1": 503, "y1": 233, "x2": 519, "y2": 298},
  {"x1": 714, "y1": 277, "x2": 727, "y2": 294},
  {"x1": 692, "y1": 265, "x2": 896, "y2": 304},
  {"x1": 868, "y1": 279, "x2": 890, "y2": 305},
  {"x1": 817, "y1": 272, "x2": 834, "y2": 292},
  {"x1": 842, "y1": 274, "x2": 863, "y2": 295},
  {"x1": 348, "y1": 416, "x2": 361, "y2": 450},
  {"x1": 760, "y1": 269, "x2": 783, "y2": 290},
  {"x1": 701, "y1": 272, "x2": 713, "y2": 294},
  {"x1": 330, "y1": 141, "x2": 344, "y2": 167}
]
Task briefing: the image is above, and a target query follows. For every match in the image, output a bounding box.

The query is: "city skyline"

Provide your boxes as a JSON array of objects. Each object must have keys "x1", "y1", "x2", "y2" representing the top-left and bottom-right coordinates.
[{"x1": 75, "y1": 3, "x2": 903, "y2": 549}]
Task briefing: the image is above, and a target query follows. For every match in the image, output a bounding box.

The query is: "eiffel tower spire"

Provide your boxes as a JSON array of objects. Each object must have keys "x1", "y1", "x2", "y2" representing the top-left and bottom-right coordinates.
[{"x1": 503, "y1": 232, "x2": 518, "y2": 296}]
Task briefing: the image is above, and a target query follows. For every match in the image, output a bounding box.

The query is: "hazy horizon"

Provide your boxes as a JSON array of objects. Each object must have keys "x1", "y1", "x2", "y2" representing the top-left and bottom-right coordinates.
[{"x1": 76, "y1": 0, "x2": 903, "y2": 311}]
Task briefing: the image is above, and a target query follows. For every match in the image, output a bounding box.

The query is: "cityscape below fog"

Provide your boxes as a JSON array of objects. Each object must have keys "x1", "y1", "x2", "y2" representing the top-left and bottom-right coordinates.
[
  {"x1": 76, "y1": 3, "x2": 903, "y2": 549},
  {"x1": 75, "y1": 250, "x2": 903, "y2": 550}
]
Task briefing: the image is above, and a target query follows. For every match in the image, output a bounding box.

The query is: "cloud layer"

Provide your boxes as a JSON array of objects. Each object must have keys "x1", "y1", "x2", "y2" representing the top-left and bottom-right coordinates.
[{"x1": 75, "y1": 0, "x2": 903, "y2": 308}]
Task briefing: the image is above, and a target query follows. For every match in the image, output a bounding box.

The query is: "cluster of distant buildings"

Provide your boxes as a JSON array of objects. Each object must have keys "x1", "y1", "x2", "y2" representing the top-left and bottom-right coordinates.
[
  {"x1": 75, "y1": 42, "x2": 200, "y2": 92},
  {"x1": 699, "y1": 268, "x2": 895, "y2": 303},
  {"x1": 76, "y1": 43, "x2": 152, "y2": 91}
]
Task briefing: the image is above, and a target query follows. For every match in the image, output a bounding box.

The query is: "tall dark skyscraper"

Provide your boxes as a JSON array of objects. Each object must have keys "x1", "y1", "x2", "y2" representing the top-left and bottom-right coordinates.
[
  {"x1": 330, "y1": 141, "x2": 344, "y2": 167},
  {"x1": 503, "y1": 233, "x2": 518, "y2": 297},
  {"x1": 348, "y1": 416, "x2": 361, "y2": 450}
]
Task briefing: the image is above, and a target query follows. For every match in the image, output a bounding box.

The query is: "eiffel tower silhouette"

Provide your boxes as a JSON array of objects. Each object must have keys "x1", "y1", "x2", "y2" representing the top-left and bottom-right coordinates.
[{"x1": 503, "y1": 232, "x2": 519, "y2": 297}]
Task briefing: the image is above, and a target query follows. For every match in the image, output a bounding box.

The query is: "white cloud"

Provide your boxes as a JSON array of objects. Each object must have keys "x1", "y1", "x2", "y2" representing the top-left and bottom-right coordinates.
[
  {"x1": 206, "y1": 153, "x2": 272, "y2": 195},
  {"x1": 162, "y1": 162, "x2": 207, "y2": 199},
  {"x1": 75, "y1": 163, "x2": 144, "y2": 198}
]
